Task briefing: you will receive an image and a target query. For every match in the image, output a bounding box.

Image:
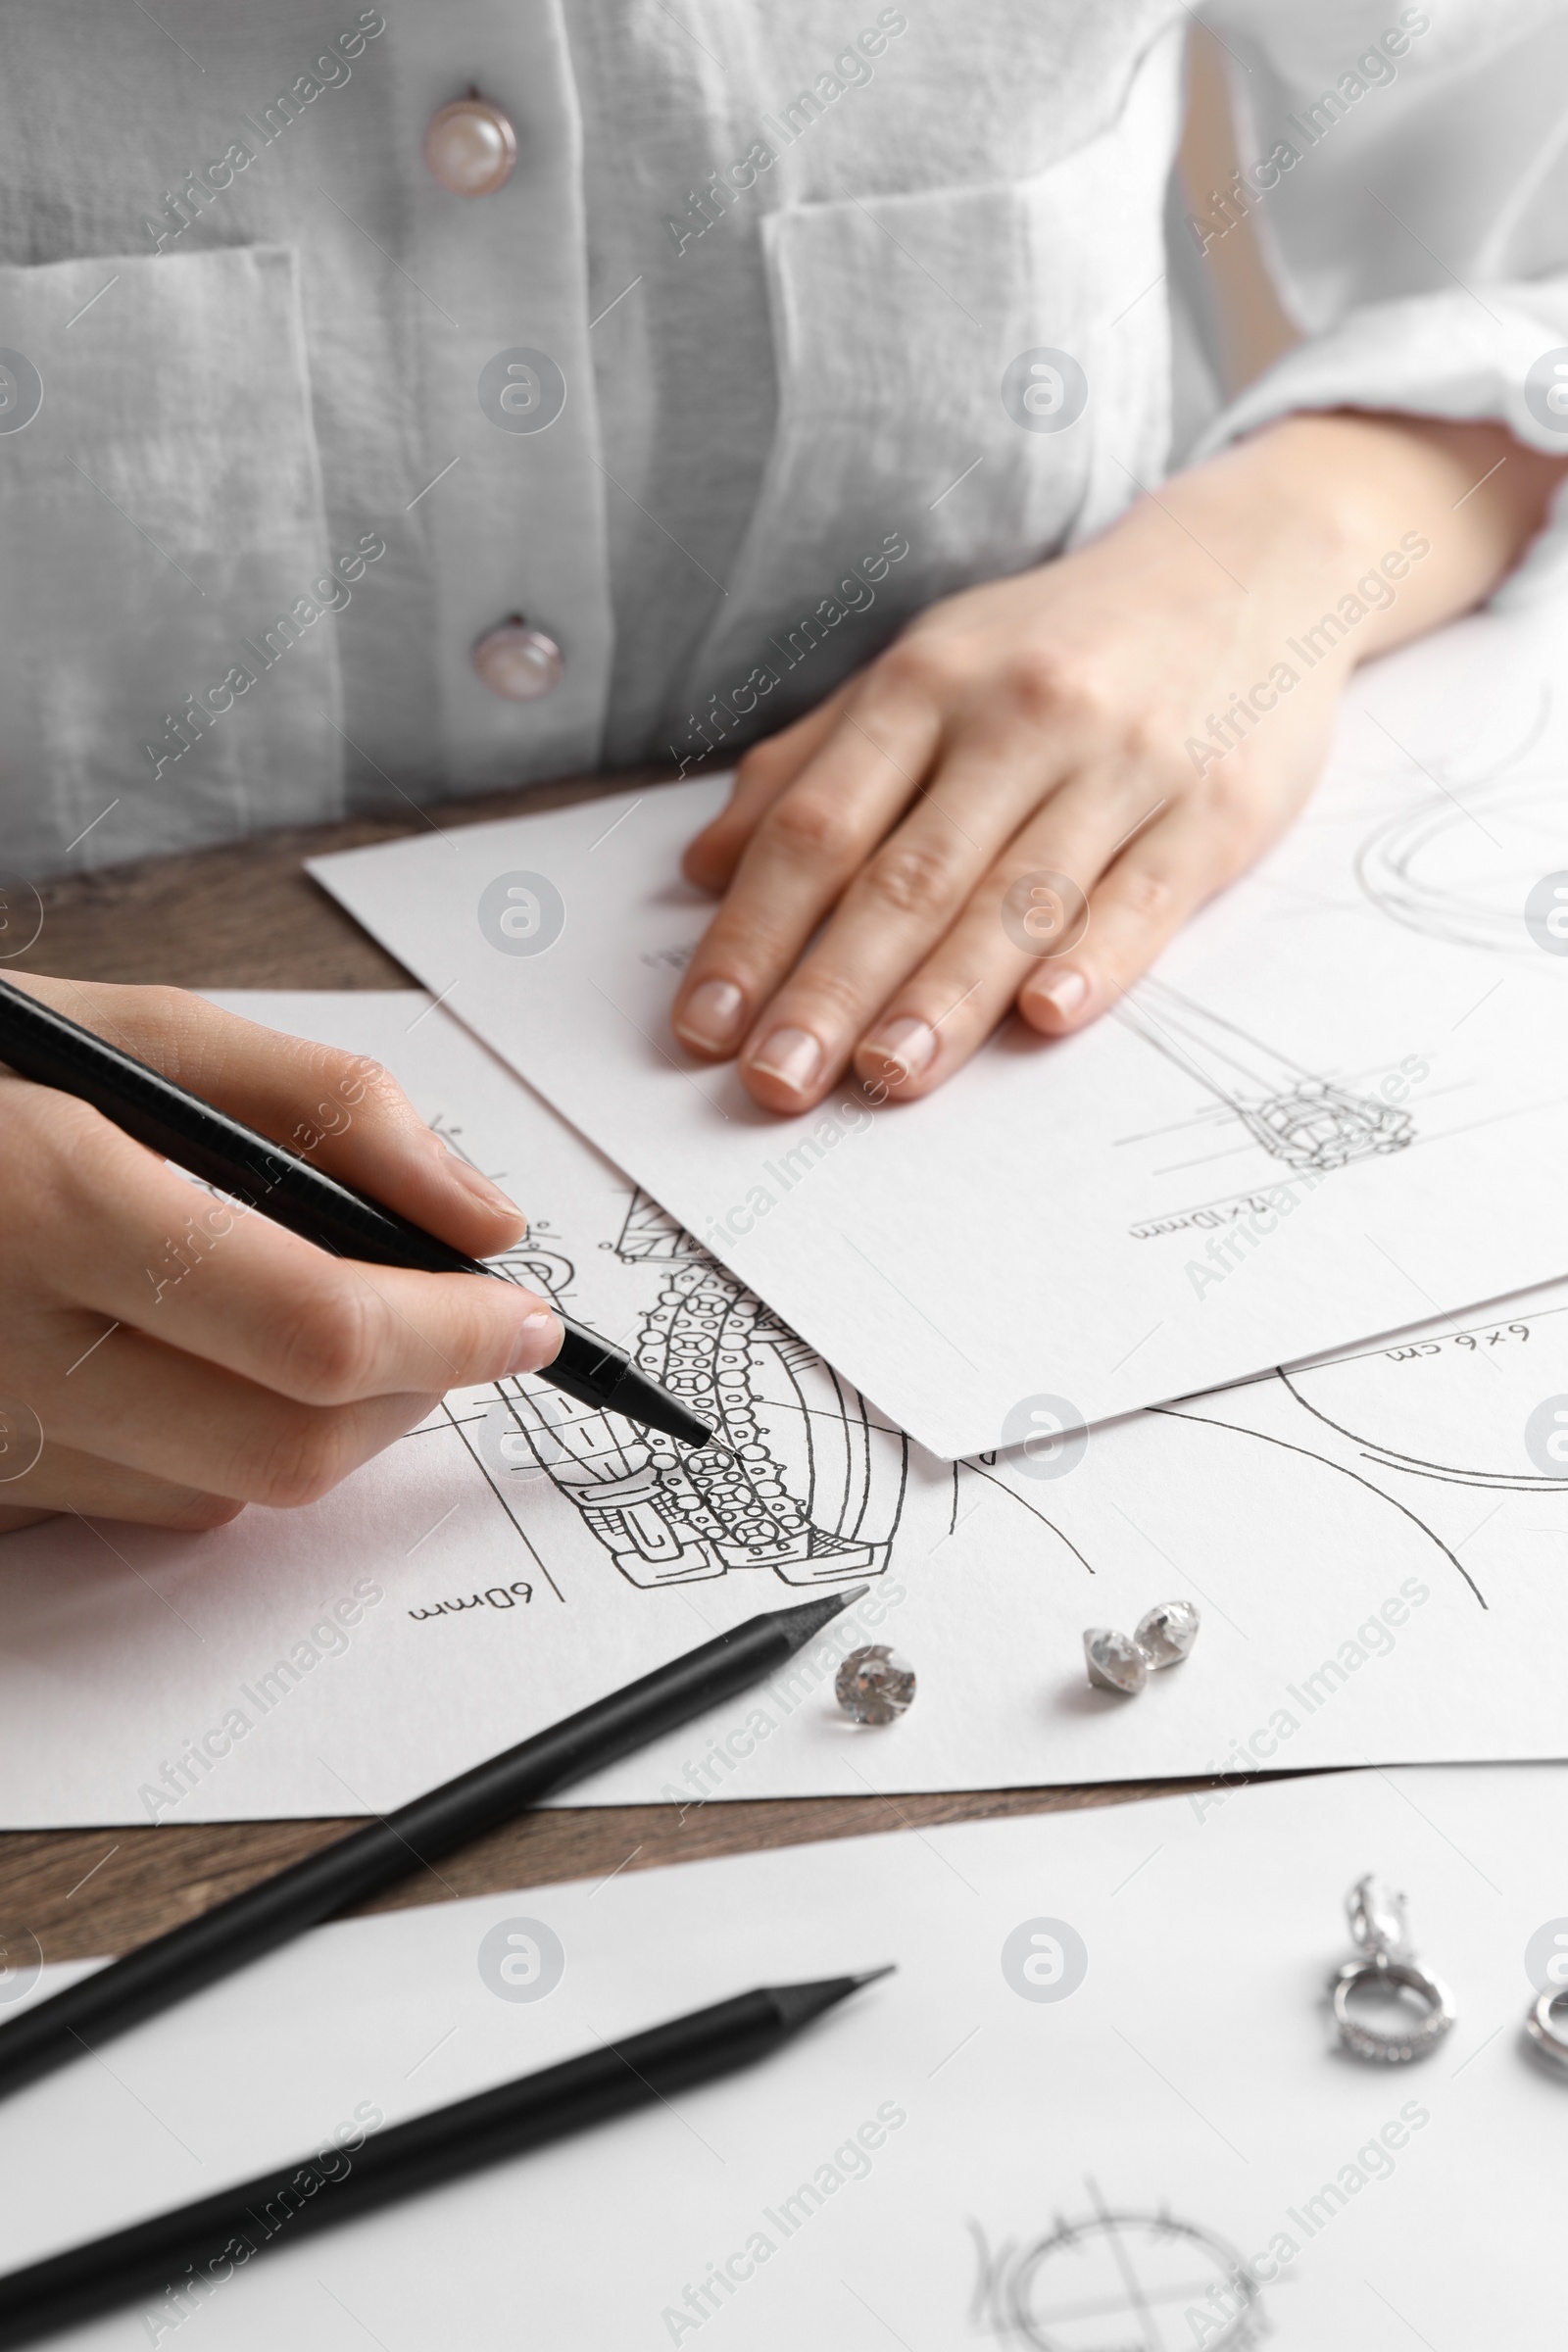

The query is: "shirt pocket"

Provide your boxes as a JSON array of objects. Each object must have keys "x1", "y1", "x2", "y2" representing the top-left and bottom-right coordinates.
[
  {"x1": 0, "y1": 243, "x2": 344, "y2": 875},
  {"x1": 679, "y1": 34, "x2": 1178, "y2": 740}
]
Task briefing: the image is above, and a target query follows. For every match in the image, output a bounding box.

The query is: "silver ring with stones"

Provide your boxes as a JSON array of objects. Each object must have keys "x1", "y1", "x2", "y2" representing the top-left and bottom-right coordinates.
[
  {"x1": 1525, "y1": 1988, "x2": 1568, "y2": 2069},
  {"x1": 1331, "y1": 1875, "x2": 1454, "y2": 2064}
]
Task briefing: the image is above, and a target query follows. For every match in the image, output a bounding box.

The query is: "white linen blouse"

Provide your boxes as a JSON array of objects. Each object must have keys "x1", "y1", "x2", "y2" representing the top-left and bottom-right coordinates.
[{"x1": 0, "y1": 0, "x2": 1564, "y2": 875}]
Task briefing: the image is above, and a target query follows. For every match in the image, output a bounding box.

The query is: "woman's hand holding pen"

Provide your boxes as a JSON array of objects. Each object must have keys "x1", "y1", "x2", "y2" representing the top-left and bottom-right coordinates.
[
  {"x1": 0, "y1": 978, "x2": 562, "y2": 1536},
  {"x1": 673, "y1": 411, "x2": 1568, "y2": 1111}
]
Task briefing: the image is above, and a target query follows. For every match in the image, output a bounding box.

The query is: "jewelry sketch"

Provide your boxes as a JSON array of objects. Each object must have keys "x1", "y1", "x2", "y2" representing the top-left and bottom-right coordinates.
[
  {"x1": 977, "y1": 1285, "x2": 1568, "y2": 1617},
  {"x1": 452, "y1": 1192, "x2": 909, "y2": 1592},
  {"x1": 1114, "y1": 976, "x2": 1415, "y2": 1172},
  {"x1": 967, "y1": 2197, "x2": 1264, "y2": 2349},
  {"x1": 409, "y1": 1128, "x2": 1568, "y2": 1623},
  {"x1": 1152, "y1": 1290, "x2": 1568, "y2": 1608},
  {"x1": 1277, "y1": 1311, "x2": 1563, "y2": 1494},
  {"x1": 1354, "y1": 684, "x2": 1563, "y2": 952}
]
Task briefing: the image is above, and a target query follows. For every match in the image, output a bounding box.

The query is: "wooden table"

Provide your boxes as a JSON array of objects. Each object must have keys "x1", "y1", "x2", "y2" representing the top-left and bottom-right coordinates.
[{"x1": 2, "y1": 767, "x2": 1243, "y2": 1965}]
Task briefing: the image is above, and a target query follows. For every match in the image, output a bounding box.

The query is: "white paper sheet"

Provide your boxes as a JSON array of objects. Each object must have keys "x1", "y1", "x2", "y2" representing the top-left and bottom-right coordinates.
[
  {"x1": 310, "y1": 592, "x2": 1568, "y2": 1458},
  {"x1": 6, "y1": 992, "x2": 1568, "y2": 1829},
  {"x1": 6, "y1": 1763, "x2": 1565, "y2": 2348}
]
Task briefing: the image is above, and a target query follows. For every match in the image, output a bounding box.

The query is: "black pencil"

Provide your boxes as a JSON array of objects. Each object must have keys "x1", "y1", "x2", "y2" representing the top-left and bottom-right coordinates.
[
  {"x1": 0, "y1": 976, "x2": 710, "y2": 1448},
  {"x1": 0, "y1": 1966, "x2": 893, "y2": 2347},
  {"x1": 0, "y1": 1585, "x2": 868, "y2": 2103}
]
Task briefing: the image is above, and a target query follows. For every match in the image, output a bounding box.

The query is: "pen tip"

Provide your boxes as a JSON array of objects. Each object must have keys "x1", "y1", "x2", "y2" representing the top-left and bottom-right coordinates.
[{"x1": 850, "y1": 1963, "x2": 897, "y2": 1990}]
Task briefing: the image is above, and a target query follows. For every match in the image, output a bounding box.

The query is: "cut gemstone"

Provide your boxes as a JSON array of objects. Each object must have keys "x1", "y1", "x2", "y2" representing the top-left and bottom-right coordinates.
[
  {"x1": 1135, "y1": 1599, "x2": 1200, "y2": 1669},
  {"x1": 1084, "y1": 1628, "x2": 1147, "y2": 1694},
  {"x1": 835, "y1": 1643, "x2": 916, "y2": 1725}
]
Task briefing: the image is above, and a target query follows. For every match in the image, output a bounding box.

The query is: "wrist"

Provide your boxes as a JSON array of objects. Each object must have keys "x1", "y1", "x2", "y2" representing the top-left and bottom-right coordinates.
[
  {"x1": 1196, "y1": 410, "x2": 1567, "y2": 662},
  {"x1": 1185, "y1": 414, "x2": 1395, "y2": 590},
  {"x1": 1139, "y1": 419, "x2": 1382, "y2": 681}
]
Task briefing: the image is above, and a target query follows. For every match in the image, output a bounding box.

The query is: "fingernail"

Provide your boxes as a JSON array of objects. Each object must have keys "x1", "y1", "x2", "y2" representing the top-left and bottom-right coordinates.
[
  {"x1": 509, "y1": 1308, "x2": 564, "y2": 1375},
  {"x1": 440, "y1": 1147, "x2": 521, "y2": 1219},
  {"x1": 861, "y1": 1016, "x2": 937, "y2": 1082},
  {"x1": 675, "y1": 977, "x2": 746, "y2": 1051},
  {"x1": 1029, "y1": 968, "x2": 1089, "y2": 1020},
  {"x1": 748, "y1": 1026, "x2": 823, "y2": 1092}
]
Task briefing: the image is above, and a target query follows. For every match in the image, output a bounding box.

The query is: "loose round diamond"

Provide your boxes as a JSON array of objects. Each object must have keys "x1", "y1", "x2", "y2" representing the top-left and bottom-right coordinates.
[
  {"x1": 1083, "y1": 1627, "x2": 1148, "y2": 1694},
  {"x1": 835, "y1": 1643, "x2": 916, "y2": 1725},
  {"x1": 1135, "y1": 1598, "x2": 1200, "y2": 1669}
]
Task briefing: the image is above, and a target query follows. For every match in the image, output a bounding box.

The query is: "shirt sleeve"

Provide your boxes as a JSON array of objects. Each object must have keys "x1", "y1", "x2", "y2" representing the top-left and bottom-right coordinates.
[{"x1": 1187, "y1": 1, "x2": 1568, "y2": 470}]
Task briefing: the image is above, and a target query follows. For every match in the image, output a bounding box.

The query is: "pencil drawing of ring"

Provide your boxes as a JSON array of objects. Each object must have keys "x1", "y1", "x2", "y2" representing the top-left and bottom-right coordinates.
[
  {"x1": 1524, "y1": 1987, "x2": 1568, "y2": 2069},
  {"x1": 496, "y1": 1191, "x2": 908, "y2": 1591},
  {"x1": 1331, "y1": 1876, "x2": 1454, "y2": 2063},
  {"x1": 1083, "y1": 1600, "x2": 1200, "y2": 1693}
]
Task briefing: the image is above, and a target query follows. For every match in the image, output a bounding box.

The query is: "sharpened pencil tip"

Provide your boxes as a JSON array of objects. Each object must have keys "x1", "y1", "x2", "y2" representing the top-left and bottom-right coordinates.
[
  {"x1": 765, "y1": 1582, "x2": 875, "y2": 1656},
  {"x1": 766, "y1": 1966, "x2": 899, "y2": 2033}
]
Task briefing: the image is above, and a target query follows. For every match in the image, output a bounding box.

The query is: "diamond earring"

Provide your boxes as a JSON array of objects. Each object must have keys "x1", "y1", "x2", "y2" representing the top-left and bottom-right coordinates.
[
  {"x1": 1332, "y1": 1876, "x2": 1454, "y2": 2062},
  {"x1": 1083, "y1": 1600, "x2": 1200, "y2": 1693}
]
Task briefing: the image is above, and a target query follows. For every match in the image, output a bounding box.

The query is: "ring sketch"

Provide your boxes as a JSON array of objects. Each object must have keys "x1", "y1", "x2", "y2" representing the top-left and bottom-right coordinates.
[
  {"x1": 466, "y1": 1192, "x2": 908, "y2": 1591},
  {"x1": 1355, "y1": 685, "x2": 1564, "y2": 952},
  {"x1": 968, "y1": 2196, "x2": 1264, "y2": 2348},
  {"x1": 1115, "y1": 976, "x2": 1415, "y2": 1171}
]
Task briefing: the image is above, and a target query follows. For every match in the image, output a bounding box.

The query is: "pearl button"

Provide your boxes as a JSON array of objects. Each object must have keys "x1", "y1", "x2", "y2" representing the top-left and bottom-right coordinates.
[
  {"x1": 422, "y1": 98, "x2": 518, "y2": 197},
  {"x1": 472, "y1": 618, "x2": 564, "y2": 702}
]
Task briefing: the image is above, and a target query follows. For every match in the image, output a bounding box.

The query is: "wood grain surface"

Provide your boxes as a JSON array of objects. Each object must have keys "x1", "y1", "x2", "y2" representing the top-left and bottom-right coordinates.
[{"x1": 0, "y1": 766, "x2": 1257, "y2": 1962}]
